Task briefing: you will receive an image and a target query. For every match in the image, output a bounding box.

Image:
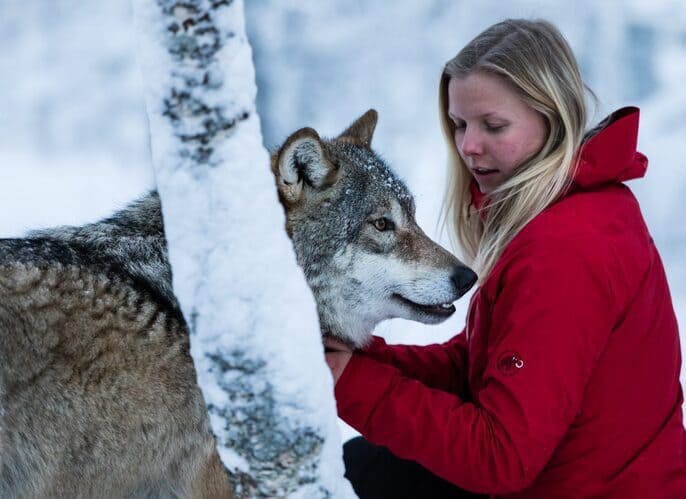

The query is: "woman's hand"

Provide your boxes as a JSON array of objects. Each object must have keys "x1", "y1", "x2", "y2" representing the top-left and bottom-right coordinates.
[{"x1": 323, "y1": 336, "x2": 353, "y2": 385}]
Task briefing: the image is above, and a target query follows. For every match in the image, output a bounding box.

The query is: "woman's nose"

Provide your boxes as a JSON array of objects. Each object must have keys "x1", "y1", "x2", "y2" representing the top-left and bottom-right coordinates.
[{"x1": 458, "y1": 128, "x2": 483, "y2": 157}]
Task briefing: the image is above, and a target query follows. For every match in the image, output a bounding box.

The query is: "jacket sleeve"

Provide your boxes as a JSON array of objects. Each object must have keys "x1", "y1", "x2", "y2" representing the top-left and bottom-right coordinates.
[
  {"x1": 335, "y1": 238, "x2": 616, "y2": 494},
  {"x1": 358, "y1": 331, "x2": 469, "y2": 396}
]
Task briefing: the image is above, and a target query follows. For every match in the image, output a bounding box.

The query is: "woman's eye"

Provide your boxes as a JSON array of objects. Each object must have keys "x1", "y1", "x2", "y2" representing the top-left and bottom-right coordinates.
[
  {"x1": 372, "y1": 218, "x2": 394, "y2": 231},
  {"x1": 485, "y1": 123, "x2": 506, "y2": 132}
]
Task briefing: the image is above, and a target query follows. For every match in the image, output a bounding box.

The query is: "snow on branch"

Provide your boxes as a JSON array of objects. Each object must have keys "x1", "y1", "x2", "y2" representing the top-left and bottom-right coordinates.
[{"x1": 132, "y1": 0, "x2": 355, "y2": 496}]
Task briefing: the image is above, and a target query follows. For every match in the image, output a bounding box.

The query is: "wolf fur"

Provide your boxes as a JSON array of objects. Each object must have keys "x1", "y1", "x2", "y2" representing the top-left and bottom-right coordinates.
[
  {"x1": 0, "y1": 195, "x2": 232, "y2": 498},
  {"x1": 0, "y1": 110, "x2": 475, "y2": 497},
  {"x1": 271, "y1": 109, "x2": 476, "y2": 348}
]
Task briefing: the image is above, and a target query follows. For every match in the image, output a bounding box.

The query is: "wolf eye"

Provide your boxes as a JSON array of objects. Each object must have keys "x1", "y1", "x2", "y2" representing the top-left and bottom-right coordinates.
[{"x1": 372, "y1": 217, "x2": 394, "y2": 231}]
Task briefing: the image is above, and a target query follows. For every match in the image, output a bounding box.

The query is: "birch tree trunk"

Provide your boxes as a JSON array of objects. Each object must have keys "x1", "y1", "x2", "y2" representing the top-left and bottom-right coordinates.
[{"x1": 132, "y1": 1, "x2": 356, "y2": 497}]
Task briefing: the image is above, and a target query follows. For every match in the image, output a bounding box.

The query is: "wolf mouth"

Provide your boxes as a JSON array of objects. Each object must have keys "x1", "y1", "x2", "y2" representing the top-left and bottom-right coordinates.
[{"x1": 392, "y1": 293, "x2": 456, "y2": 318}]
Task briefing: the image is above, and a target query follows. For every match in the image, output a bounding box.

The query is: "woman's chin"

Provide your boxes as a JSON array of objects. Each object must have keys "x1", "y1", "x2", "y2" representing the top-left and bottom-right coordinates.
[{"x1": 475, "y1": 180, "x2": 496, "y2": 194}]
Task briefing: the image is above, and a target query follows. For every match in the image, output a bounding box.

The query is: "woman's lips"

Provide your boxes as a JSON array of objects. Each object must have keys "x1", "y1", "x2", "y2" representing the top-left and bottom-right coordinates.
[{"x1": 472, "y1": 167, "x2": 498, "y2": 176}]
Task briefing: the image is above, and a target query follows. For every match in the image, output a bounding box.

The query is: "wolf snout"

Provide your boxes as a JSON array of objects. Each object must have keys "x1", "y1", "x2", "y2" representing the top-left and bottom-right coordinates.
[{"x1": 452, "y1": 266, "x2": 478, "y2": 296}]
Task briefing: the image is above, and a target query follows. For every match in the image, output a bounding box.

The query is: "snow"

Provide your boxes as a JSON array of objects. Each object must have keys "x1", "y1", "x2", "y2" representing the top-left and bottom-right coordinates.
[{"x1": 0, "y1": 0, "x2": 684, "y2": 488}]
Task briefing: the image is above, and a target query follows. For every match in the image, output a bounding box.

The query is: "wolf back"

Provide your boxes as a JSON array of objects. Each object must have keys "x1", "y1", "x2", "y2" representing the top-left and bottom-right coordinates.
[{"x1": 0, "y1": 194, "x2": 231, "y2": 498}]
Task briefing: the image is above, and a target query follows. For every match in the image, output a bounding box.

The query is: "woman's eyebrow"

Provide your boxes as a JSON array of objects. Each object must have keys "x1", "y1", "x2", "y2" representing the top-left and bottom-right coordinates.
[{"x1": 449, "y1": 111, "x2": 502, "y2": 121}]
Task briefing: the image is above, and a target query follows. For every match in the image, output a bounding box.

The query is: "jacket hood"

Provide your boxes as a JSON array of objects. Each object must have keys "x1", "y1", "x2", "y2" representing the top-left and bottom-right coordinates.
[
  {"x1": 574, "y1": 106, "x2": 647, "y2": 188},
  {"x1": 470, "y1": 107, "x2": 648, "y2": 208}
]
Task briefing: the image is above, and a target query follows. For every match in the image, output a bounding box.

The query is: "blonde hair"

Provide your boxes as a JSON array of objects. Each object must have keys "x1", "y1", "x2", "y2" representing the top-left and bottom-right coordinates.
[{"x1": 439, "y1": 19, "x2": 589, "y2": 282}]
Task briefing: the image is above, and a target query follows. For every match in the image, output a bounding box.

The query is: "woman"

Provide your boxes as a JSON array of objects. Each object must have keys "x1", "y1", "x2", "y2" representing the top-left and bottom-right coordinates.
[{"x1": 325, "y1": 19, "x2": 686, "y2": 498}]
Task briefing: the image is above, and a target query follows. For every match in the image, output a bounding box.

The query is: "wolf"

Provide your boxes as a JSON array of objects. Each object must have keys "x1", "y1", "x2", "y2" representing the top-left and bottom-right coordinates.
[{"x1": 0, "y1": 110, "x2": 475, "y2": 498}]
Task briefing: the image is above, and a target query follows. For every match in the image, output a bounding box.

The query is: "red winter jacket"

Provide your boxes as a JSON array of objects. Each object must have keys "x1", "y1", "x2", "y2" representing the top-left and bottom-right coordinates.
[{"x1": 334, "y1": 107, "x2": 686, "y2": 498}]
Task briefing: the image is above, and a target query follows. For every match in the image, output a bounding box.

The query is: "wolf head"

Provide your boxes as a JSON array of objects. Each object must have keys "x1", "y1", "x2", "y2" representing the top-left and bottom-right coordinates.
[{"x1": 271, "y1": 110, "x2": 477, "y2": 348}]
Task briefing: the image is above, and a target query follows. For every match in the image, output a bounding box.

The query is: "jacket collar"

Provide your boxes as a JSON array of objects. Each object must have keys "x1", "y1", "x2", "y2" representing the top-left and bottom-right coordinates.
[
  {"x1": 469, "y1": 179, "x2": 487, "y2": 211},
  {"x1": 573, "y1": 106, "x2": 647, "y2": 188}
]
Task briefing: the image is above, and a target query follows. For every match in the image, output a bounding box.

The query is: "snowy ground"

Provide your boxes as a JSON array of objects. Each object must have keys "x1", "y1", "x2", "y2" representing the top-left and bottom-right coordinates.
[{"x1": 1, "y1": 0, "x2": 684, "y2": 443}]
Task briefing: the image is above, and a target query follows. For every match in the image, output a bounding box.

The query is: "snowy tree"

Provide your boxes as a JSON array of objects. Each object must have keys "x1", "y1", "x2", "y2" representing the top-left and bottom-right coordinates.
[{"x1": 132, "y1": 0, "x2": 356, "y2": 497}]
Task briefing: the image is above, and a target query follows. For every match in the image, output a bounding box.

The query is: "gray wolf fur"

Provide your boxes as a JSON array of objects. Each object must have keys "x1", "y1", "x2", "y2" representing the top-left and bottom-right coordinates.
[
  {"x1": 271, "y1": 109, "x2": 476, "y2": 347},
  {"x1": 0, "y1": 196, "x2": 232, "y2": 498},
  {"x1": 0, "y1": 110, "x2": 475, "y2": 498}
]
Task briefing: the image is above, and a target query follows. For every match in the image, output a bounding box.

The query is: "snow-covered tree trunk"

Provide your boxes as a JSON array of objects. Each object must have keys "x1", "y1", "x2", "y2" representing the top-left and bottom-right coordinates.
[{"x1": 132, "y1": 1, "x2": 356, "y2": 497}]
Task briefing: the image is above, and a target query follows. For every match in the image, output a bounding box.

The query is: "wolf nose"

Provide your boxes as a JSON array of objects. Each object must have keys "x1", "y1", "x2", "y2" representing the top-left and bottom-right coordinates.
[{"x1": 452, "y1": 266, "x2": 478, "y2": 296}]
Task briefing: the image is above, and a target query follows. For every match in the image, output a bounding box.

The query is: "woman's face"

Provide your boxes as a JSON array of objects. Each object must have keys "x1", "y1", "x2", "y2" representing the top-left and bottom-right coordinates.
[{"x1": 447, "y1": 71, "x2": 548, "y2": 194}]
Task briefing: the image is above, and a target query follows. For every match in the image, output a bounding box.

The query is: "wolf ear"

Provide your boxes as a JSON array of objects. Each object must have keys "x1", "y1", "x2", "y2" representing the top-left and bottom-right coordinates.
[
  {"x1": 337, "y1": 109, "x2": 378, "y2": 148},
  {"x1": 273, "y1": 127, "x2": 336, "y2": 205}
]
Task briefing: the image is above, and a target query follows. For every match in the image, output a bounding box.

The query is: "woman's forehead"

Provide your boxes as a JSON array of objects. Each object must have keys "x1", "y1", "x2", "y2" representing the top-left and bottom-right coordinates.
[{"x1": 447, "y1": 73, "x2": 525, "y2": 118}]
